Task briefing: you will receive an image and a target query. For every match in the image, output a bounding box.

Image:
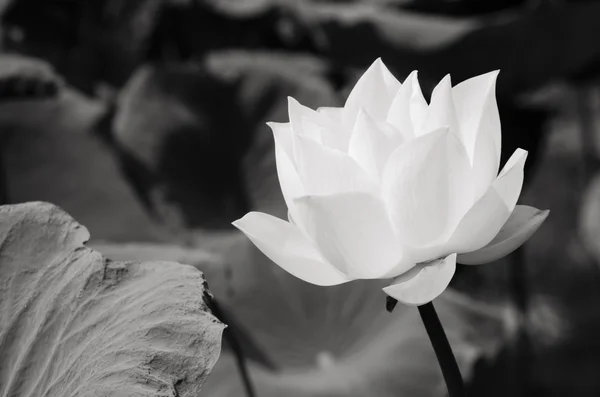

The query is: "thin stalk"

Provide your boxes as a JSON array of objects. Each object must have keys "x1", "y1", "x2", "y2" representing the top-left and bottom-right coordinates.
[
  {"x1": 418, "y1": 302, "x2": 466, "y2": 397},
  {"x1": 387, "y1": 297, "x2": 465, "y2": 397},
  {"x1": 508, "y1": 246, "x2": 531, "y2": 397},
  {"x1": 224, "y1": 325, "x2": 256, "y2": 397},
  {"x1": 204, "y1": 294, "x2": 256, "y2": 397}
]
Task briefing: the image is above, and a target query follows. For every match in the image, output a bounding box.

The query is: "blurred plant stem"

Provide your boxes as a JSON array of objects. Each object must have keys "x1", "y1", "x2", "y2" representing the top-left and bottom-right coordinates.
[
  {"x1": 204, "y1": 294, "x2": 257, "y2": 397},
  {"x1": 387, "y1": 297, "x2": 465, "y2": 397},
  {"x1": 510, "y1": 248, "x2": 529, "y2": 322},
  {"x1": 576, "y1": 85, "x2": 599, "y2": 180},
  {"x1": 508, "y1": 246, "x2": 532, "y2": 397}
]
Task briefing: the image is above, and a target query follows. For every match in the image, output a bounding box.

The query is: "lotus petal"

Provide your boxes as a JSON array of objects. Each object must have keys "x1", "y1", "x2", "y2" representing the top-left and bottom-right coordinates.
[
  {"x1": 383, "y1": 253, "x2": 457, "y2": 306},
  {"x1": 420, "y1": 74, "x2": 459, "y2": 137},
  {"x1": 294, "y1": 135, "x2": 378, "y2": 196},
  {"x1": 316, "y1": 106, "x2": 352, "y2": 150},
  {"x1": 494, "y1": 148, "x2": 527, "y2": 211},
  {"x1": 233, "y1": 211, "x2": 350, "y2": 286},
  {"x1": 294, "y1": 192, "x2": 407, "y2": 279},
  {"x1": 458, "y1": 205, "x2": 549, "y2": 264},
  {"x1": 386, "y1": 70, "x2": 428, "y2": 138},
  {"x1": 288, "y1": 96, "x2": 325, "y2": 143},
  {"x1": 343, "y1": 58, "x2": 401, "y2": 131},
  {"x1": 270, "y1": 122, "x2": 306, "y2": 221},
  {"x1": 381, "y1": 128, "x2": 472, "y2": 247},
  {"x1": 453, "y1": 71, "x2": 501, "y2": 198},
  {"x1": 317, "y1": 106, "x2": 343, "y2": 124},
  {"x1": 269, "y1": 122, "x2": 294, "y2": 158},
  {"x1": 348, "y1": 108, "x2": 406, "y2": 181},
  {"x1": 446, "y1": 148, "x2": 527, "y2": 253}
]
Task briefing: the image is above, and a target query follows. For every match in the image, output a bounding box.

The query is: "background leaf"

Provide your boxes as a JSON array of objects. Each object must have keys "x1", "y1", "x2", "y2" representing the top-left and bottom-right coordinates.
[
  {"x1": 0, "y1": 89, "x2": 165, "y2": 242},
  {"x1": 0, "y1": 201, "x2": 224, "y2": 397},
  {"x1": 108, "y1": 51, "x2": 339, "y2": 231},
  {"x1": 283, "y1": 1, "x2": 600, "y2": 94},
  {"x1": 0, "y1": 54, "x2": 61, "y2": 101}
]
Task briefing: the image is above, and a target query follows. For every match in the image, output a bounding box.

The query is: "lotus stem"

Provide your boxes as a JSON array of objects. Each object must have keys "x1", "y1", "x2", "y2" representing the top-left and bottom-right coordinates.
[
  {"x1": 418, "y1": 302, "x2": 465, "y2": 397},
  {"x1": 387, "y1": 297, "x2": 465, "y2": 397},
  {"x1": 509, "y1": 246, "x2": 532, "y2": 396},
  {"x1": 204, "y1": 295, "x2": 257, "y2": 397},
  {"x1": 225, "y1": 325, "x2": 257, "y2": 397}
]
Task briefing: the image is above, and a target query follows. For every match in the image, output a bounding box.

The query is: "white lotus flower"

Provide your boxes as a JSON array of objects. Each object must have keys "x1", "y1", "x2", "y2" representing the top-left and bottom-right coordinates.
[{"x1": 233, "y1": 58, "x2": 549, "y2": 306}]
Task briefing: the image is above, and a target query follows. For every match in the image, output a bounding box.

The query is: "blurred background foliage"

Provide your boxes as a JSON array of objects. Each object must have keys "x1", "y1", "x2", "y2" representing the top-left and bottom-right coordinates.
[{"x1": 1, "y1": 0, "x2": 600, "y2": 396}]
